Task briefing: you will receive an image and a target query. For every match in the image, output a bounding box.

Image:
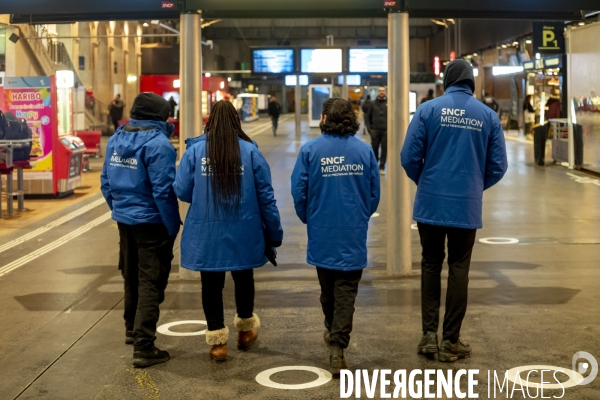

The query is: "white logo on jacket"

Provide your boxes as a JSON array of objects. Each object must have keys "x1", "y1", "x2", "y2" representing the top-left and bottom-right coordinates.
[
  {"x1": 320, "y1": 156, "x2": 364, "y2": 177},
  {"x1": 109, "y1": 150, "x2": 138, "y2": 170}
]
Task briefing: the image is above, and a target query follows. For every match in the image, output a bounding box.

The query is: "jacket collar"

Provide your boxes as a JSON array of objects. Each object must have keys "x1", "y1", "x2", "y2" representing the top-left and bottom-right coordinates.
[{"x1": 445, "y1": 84, "x2": 473, "y2": 95}]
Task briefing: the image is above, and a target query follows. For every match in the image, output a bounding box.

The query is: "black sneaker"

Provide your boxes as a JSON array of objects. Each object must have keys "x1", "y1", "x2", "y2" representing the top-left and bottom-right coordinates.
[
  {"x1": 438, "y1": 339, "x2": 472, "y2": 362},
  {"x1": 323, "y1": 329, "x2": 331, "y2": 346},
  {"x1": 329, "y1": 345, "x2": 348, "y2": 378},
  {"x1": 133, "y1": 347, "x2": 170, "y2": 368},
  {"x1": 125, "y1": 330, "x2": 134, "y2": 345},
  {"x1": 417, "y1": 332, "x2": 439, "y2": 355}
]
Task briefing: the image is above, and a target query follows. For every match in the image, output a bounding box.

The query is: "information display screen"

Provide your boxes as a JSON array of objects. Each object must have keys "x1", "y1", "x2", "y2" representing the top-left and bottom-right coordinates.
[
  {"x1": 337, "y1": 75, "x2": 361, "y2": 86},
  {"x1": 301, "y1": 49, "x2": 343, "y2": 73},
  {"x1": 285, "y1": 75, "x2": 309, "y2": 86},
  {"x1": 348, "y1": 48, "x2": 388, "y2": 73},
  {"x1": 252, "y1": 49, "x2": 295, "y2": 74}
]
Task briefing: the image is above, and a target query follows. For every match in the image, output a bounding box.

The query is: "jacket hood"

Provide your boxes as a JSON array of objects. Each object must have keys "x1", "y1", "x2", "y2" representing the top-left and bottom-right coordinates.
[
  {"x1": 443, "y1": 59, "x2": 475, "y2": 93},
  {"x1": 130, "y1": 92, "x2": 171, "y2": 121},
  {"x1": 113, "y1": 119, "x2": 173, "y2": 158}
]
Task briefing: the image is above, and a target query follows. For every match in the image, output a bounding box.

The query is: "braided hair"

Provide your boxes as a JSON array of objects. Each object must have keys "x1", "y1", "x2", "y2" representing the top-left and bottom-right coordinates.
[
  {"x1": 319, "y1": 98, "x2": 360, "y2": 135},
  {"x1": 204, "y1": 100, "x2": 253, "y2": 213}
]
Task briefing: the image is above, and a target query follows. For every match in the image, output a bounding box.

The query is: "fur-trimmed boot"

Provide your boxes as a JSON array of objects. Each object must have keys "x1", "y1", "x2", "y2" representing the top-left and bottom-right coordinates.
[
  {"x1": 206, "y1": 327, "x2": 229, "y2": 362},
  {"x1": 234, "y1": 313, "x2": 260, "y2": 350}
]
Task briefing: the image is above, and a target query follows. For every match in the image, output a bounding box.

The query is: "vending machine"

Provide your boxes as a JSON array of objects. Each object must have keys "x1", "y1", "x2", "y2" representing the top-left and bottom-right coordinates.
[{"x1": 2, "y1": 72, "x2": 85, "y2": 196}]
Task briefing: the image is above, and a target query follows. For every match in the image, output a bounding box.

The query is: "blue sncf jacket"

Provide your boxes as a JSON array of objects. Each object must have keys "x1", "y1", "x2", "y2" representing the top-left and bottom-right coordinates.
[
  {"x1": 291, "y1": 133, "x2": 380, "y2": 271},
  {"x1": 401, "y1": 84, "x2": 508, "y2": 229},
  {"x1": 174, "y1": 135, "x2": 283, "y2": 272},
  {"x1": 101, "y1": 119, "x2": 180, "y2": 237}
]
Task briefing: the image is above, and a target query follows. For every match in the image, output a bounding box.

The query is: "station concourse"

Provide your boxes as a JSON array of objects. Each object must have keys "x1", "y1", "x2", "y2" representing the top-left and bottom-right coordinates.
[{"x1": 0, "y1": 115, "x2": 599, "y2": 399}]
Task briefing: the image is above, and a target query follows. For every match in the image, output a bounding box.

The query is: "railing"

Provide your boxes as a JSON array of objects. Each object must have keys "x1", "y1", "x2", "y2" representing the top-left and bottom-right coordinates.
[{"x1": 47, "y1": 41, "x2": 83, "y2": 87}]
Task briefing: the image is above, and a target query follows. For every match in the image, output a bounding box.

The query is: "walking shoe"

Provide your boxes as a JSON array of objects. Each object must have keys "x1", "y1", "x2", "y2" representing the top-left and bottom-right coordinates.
[
  {"x1": 329, "y1": 344, "x2": 348, "y2": 378},
  {"x1": 323, "y1": 329, "x2": 331, "y2": 346},
  {"x1": 417, "y1": 332, "x2": 439, "y2": 355},
  {"x1": 234, "y1": 313, "x2": 260, "y2": 350},
  {"x1": 206, "y1": 327, "x2": 229, "y2": 362},
  {"x1": 132, "y1": 346, "x2": 170, "y2": 368},
  {"x1": 438, "y1": 338, "x2": 472, "y2": 362},
  {"x1": 125, "y1": 330, "x2": 134, "y2": 345},
  {"x1": 209, "y1": 343, "x2": 228, "y2": 362}
]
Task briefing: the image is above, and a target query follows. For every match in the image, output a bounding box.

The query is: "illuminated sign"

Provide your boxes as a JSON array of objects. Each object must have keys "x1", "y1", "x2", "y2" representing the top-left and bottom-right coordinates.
[
  {"x1": 533, "y1": 22, "x2": 565, "y2": 54},
  {"x1": 252, "y1": 49, "x2": 295, "y2": 74},
  {"x1": 433, "y1": 56, "x2": 441, "y2": 76},
  {"x1": 301, "y1": 49, "x2": 343, "y2": 73},
  {"x1": 348, "y1": 49, "x2": 388, "y2": 73},
  {"x1": 450, "y1": 51, "x2": 456, "y2": 61}
]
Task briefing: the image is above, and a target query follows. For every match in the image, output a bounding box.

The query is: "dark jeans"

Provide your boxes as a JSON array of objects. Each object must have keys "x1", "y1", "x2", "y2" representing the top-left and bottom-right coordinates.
[
  {"x1": 118, "y1": 222, "x2": 175, "y2": 351},
  {"x1": 112, "y1": 118, "x2": 120, "y2": 131},
  {"x1": 417, "y1": 222, "x2": 476, "y2": 343},
  {"x1": 200, "y1": 269, "x2": 255, "y2": 331},
  {"x1": 370, "y1": 129, "x2": 387, "y2": 170},
  {"x1": 316, "y1": 267, "x2": 363, "y2": 349},
  {"x1": 271, "y1": 116, "x2": 279, "y2": 133}
]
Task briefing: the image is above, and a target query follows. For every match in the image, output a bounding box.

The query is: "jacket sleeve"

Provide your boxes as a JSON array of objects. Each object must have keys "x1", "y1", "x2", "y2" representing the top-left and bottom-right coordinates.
[
  {"x1": 483, "y1": 117, "x2": 508, "y2": 190},
  {"x1": 364, "y1": 105, "x2": 372, "y2": 131},
  {"x1": 401, "y1": 107, "x2": 427, "y2": 184},
  {"x1": 369, "y1": 149, "x2": 381, "y2": 215},
  {"x1": 100, "y1": 141, "x2": 114, "y2": 211},
  {"x1": 291, "y1": 147, "x2": 309, "y2": 224},
  {"x1": 173, "y1": 146, "x2": 195, "y2": 204},
  {"x1": 146, "y1": 141, "x2": 181, "y2": 237},
  {"x1": 252, "y1": 149, "x2": 284, "y2": 243}
]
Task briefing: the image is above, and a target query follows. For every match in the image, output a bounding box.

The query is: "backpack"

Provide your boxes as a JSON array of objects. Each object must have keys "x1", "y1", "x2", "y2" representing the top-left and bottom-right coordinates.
[{"x1": 1, "y1": 111, "x2": 33, "y2": 161}]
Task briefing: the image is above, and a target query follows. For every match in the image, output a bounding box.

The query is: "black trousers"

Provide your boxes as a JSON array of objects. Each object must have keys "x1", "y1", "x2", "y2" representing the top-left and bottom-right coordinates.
[
  {"x1": 118, "y1": 222, "x2": 175, "y2": 351},
  {"x1": 200, "y1": 269, "x2": 255, "y2": 331},
  {"x1": 271, "y1": 116, "x2": 279, "y2": 132},
  {"x1": 417, "y1": 222, "x2": 476, "y2": 343},
  {"x1": 112, "y1": 118, "x2": 120, "y2": 131},
  {"x1": 316, "y1": 267, "x2": 363, "y2": 349},
  {"x1": 370, "y1": 129, "x2": 387, "y2": 169}
]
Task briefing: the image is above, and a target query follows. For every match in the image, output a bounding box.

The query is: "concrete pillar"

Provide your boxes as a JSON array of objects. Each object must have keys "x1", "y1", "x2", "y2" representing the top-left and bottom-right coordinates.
[
  {"x1": 387, "y1": 7, "x2": 413, "y2": 276},
  {"x1": 295, "y1": 75, "x2": 301, "y2": 136},
  {"x1": 179, "y1": 11, "x2": 203, "y2": 280}
]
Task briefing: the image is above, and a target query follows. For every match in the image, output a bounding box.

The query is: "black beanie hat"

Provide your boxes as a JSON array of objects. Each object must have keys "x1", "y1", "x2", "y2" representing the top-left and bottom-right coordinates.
[
  {"x1": 130, "y1": 92, "x2": 171, "y2": 121},
  {"x1": 443, "y1": 59, "x2": 475, "y2": 93}
]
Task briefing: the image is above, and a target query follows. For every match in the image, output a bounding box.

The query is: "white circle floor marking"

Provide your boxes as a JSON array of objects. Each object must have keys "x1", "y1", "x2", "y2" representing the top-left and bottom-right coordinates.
[
  {"x1": 255, "y1": 366, "x2": 332, "y2": 390},
  {"x1": 411, "y1": 223, "x2": 418, "y2": 230},
  {"x1": 506, "y1": 365, "x2": 584, "y2": 390},
  {"x1": 157, "y1": 320, "x2": 207, "y2": 336},
  {"x1": 479, "y1": 237, "x2": 519, "y2": 245}
]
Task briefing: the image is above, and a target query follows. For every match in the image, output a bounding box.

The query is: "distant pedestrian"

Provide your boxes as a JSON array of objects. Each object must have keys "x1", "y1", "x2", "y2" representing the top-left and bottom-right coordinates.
[
  {"x1": 268, "y1": 96, "x2": 282, "y2": 136},
  {"x1": 401, "y1": 60, "x2": 507, "y2": 363},
  {"x1": 291, "y1": 98, "x2": 380, "y2": 377},
  {"x1": 421, "y1": 89, "x2": 435, "y2": 105},
  {"x1": 523, "y1": 95, "x2": 536, "y2": 136},
  {"x1": 365, "y1": 87, "x2": 388, "y2": 174},
  {"x1": 101, "y1": 93, "x2": 180, "y2": 368},
  {"x1": 174, "y1": 100, "x2": 283, "y2": 362},
  {"x1": 482, "y1": 92, "x2": 499, "y2": 113},
  {"x1": 361, "y1": 95, "x2": 372, "y2": 135},
  {"x1": 168, "y1": 96, "x2": 177, "y2": 118},
  {"x1": 109, "y1": 94, "x2": 125, "y2": 131}
]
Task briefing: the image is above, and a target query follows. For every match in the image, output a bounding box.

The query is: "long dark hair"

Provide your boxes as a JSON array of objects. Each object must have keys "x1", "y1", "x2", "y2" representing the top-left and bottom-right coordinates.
[
  {"x1": 204, "y1": 100, "x2": 253, "y2": 213},
  {"x1": 319, "y1": 98, "x2": 360, "y2": 135}
]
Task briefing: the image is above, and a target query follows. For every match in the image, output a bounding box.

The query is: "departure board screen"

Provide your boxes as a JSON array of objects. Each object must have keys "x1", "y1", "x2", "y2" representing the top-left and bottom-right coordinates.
[
  {"x1": 348, "y1": 48, "x2": 388, "y2": 73},
  {"x1": 252, "y1": 49, "x2": 295, "y2": 74},
  {"x1": 300, "y1": 49, "x2": 343, "y2": 73}
]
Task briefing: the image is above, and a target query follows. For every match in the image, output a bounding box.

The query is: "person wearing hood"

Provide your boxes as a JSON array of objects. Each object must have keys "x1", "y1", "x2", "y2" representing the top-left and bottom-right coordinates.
[
  {"x1": 109, "y1": 94, "x2": 125, "y2": 131},
  {"x1": 101, "y1": 92, "x2": 180, "y2": 368},
  {"x1": 482, "y1": 91, "x2": 499, "y2": 113},
  {"x1": 401, "y1": 59, "x2": 507, "y2": 362},
  {"x1": 291, "y1": 98, "x2": 380, "y2": 377},
  {"x1": 174, "y1": 100, "x2": 283, "y2": 362},
  {"x1": 365, "y1": 87, "x2": 388, "y2": 174}
]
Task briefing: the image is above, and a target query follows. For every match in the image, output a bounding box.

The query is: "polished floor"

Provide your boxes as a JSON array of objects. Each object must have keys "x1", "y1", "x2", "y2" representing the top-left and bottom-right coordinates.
[{"x1": 0, "y1": 115, "x2": 599, "y2": 399}]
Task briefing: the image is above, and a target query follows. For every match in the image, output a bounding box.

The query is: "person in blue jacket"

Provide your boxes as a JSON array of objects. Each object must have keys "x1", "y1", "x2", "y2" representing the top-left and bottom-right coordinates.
[
  {"x1": 174, "y1": 100, "x2": 283, "y2": 362},
  {"x1": 100, "y1": 93, "x2": 180, "y2": 368},
  {"x1": 401, "y1": 59, "x2": 508, "y2": 362},
  {"x1": 291, "y1": 98, "x2": 380, "y2": 377}
]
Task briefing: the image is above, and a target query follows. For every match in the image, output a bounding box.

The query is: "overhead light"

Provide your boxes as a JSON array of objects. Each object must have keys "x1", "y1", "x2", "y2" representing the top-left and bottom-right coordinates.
[
  {"x1": 501, "y1": 44, "x2": 507, "y2": 48},
  {"x1": 536, "y1": 53, "x2": 541, "y2": 59},
  {"x1": 205, "y1": 72, "x2": 211, "y2": 77},
  {"x1": 151, "y1": 20, "x2": 160, "y2": 25},
  {"x1": 323, "y1": 78, "x2": 327, "y2": 82},
  {"x1": 492, "y1": 66, "x2": 524, "y2": 76},
  {"x1": 526, "y1": 39, "x2": 532, "y2": 44},
  {"x1": 173, "y1": 79, "x2": 180, "y2": 88},
  {"x1": 473, "y1": 68, "x2": 479, "y2": 77},
  {"x1": 220, "y1": 81, "x2": 225, "y2": 89},
  {"x1": 579, "y1": 22, "x2": 586, "y2": 26},
  {"x1": 127, "y1": 75, "x2": 137, "y2": 83},
  {"x1": 473, "y1": 53, "x2": 478, "y2": 57},
  {"x1": 227, "y1": 77, "x2": 231, "y2": 82},
  {"x1": 56, "y1": 70, "x2": 74, "y2": 88},
  {"x1": 512, "y1": 41, "x2": 519, "y2": 46},
  {"x1": 143, "y1": 22, "x2": 149, "y2": 27}
]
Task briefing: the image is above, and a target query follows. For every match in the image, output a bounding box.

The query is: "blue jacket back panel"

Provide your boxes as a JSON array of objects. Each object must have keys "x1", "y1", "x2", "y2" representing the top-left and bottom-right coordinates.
[
  {"x1": 174, "y1": 135, "x2": 283, "y2": 272},
  {"x1": 401, "y1": 84, "x2": 508, "y2": 229},
  {"x1": 291, "y1": 133, "x2": 381, "y2": 271},
  {"x1": 101, "y1": 119, "x2": 180, "y2": 237}
]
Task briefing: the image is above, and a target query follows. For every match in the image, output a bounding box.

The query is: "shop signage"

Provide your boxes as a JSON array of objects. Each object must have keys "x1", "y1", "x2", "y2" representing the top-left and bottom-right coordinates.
[
  {"x1": 523, "y1": 56, "x2": 563, "y2": 70},
  {"x1": 523, "y1": 61, "x2": 535, "y2": 70},
  {"x1": 3, "y1": 77, "x2": 54, "y2": 180},
  {"x1": 544, "y1": 56, "x2": 562, "y2": 68},
  {"x1": 533, "y1": 22, "x2": 565, "y2": 54}
]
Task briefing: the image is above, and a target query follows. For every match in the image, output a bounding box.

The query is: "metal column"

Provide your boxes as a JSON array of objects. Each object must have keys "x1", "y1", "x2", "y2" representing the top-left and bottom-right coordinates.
[
  {"x1": 342, "y1": 74, "x2": 348, "y2": 100},
  {"x1": 295, "y1": 75, "x2": 301, "y2": 136},
  {"x1": 387, "y1": 9, "x2": 413, "y2": 276},
  {"x1": 179, "y1": 11, "x2": 203, "y2": 279}
]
